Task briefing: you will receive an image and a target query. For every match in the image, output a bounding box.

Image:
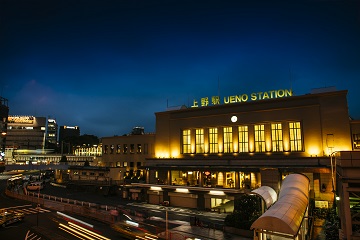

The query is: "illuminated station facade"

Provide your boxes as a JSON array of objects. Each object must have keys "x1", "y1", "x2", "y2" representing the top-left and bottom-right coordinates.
[{"x1": 129, "y1": 88, "x2": 360, "y2": 216}]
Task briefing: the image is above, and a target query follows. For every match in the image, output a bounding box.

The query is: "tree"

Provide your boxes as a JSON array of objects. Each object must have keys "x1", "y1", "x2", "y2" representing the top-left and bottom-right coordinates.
[{"x1": 225, "y1": 194, "x2": 262, "y2": 230}]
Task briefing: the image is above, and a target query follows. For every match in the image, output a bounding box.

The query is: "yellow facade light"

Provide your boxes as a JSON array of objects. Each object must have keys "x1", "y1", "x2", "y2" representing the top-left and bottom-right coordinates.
[
  {"x1": 176, "y1": 188, "x2": 189, "y2": 193},
  {"x1": 150, "y1": 186, "x2": 162, "y2": 191},
  {"x1": 209, "y1": 190, "x2": 225, "y2": 195}
]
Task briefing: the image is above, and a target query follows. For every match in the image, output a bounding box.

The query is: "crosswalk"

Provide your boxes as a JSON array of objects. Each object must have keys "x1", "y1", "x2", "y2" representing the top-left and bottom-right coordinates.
[{"x1": 1, "y1": 204, "x2": 51, "y2": 216}]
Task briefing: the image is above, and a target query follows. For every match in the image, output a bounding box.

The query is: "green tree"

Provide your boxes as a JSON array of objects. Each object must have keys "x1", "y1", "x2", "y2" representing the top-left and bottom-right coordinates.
[{"x1": 225, "y1": 194, "x2": 262, "y2": 230}]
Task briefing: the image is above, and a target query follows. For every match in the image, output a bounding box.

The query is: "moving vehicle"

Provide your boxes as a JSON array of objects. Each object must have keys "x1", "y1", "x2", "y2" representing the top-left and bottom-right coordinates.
[
  {"x1": 111, "y1": 220, "x2": 158, "y2": 240},
  {"x1": 26, "y1": 181, "x2": 44, "y2": 191},
  {"x1": 0, "y1": 211, "x2": 25, "y2": 227}
]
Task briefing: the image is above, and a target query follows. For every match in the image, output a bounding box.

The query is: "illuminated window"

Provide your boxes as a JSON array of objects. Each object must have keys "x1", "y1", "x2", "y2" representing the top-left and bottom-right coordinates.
[
  {"x1": 123, "y1": 161, "x2": 128, "y2": 167},
  {"x1": 104, "y1": 145, "x2": 108, "y2": 154},
  {"x1": 110, "y1": 144, "x2": 114, "y2": 154},
  {"x1": 209, "y1": 128, "x2": 218, "y2": 153},
  {"x1": 195, "y1": 129, "x2": 204, "y2": 153},
  {"x1": 354, "y1": 134, "x2": 360, "y2": 149},
  {"x1": 238, "y1": 126, "x2": 249, "y2": 152},
  {"x1": 130, "y1": 144, "x2": 135, "y2": 154},
  {"x1": 182, "y1": 129, "x2": 191, "y2": 154},
  {"x1": 271, "y1": 123, "x2": 283, "y2": 152},
  {"x1": 223, "y1": 127, "x2": 233, "y2": 153},
  {"x1": 289, "y1": 122, "x2": 302, "y2": 151},
  {"x1": 116, "y1": 144, "x2": 121, "y2": 154},
  {"x1": 137, "y1": 144, "x2": 142, "y2": 154},
  {"x1": 116, "y1": 161, "x2": 121, "y2": 167},
  {"x1": 254, "y1": 124, "x2": 265, "y2": 152},
  {"x1": 123, "y1": 144, "x2": 128, "y2": 154}
]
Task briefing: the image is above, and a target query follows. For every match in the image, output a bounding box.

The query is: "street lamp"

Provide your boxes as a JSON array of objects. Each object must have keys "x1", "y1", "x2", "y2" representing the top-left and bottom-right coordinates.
[{"x1": 330, "y1": 151, "x2": 338, "y2": 194}]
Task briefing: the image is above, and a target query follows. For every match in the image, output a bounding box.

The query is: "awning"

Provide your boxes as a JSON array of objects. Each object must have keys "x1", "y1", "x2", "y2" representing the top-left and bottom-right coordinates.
[
  {"x1": 251, "y1": 186, "x2": 278, "y2": 209},
  {"x1": 251, "y1": 173, "x2": 310, "y2": 237}
]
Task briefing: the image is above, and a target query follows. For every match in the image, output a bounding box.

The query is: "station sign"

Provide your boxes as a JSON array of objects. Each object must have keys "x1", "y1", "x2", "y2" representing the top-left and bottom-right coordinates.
[{"x1": 191, "y1": 89, "x2": 293, "y2": 108}]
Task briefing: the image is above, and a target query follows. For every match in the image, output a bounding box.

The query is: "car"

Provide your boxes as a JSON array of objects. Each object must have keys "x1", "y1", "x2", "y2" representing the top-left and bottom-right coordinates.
[
  {"x1": 0, "y1": 211, "x2": 25, "y2": 227},
  {"x1": 111, "y1": 221, "x2": 157, "y2": 240},
  {"x1": 26, "y1": 181, "x2": 44, "y2": 191}
]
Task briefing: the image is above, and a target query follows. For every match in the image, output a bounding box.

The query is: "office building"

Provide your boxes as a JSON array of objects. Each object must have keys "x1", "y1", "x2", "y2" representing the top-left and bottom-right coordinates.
[
  {"x1": 58, "y1": 125, "x2": 80, "y2": 154},
  {"x1": 0, "y1": 97, "x2": 9, "y2": 163},
  {"x1": 46, "y1": 118, "x2": 58, "y2": 147},
  {"x1": 59, "y1": 125, "x2": 80, "y2": 143},
  {"x1": 6, "y1": 115, "x2": 47, "y2": 151},
  {"x1": 101, "y1": 127, "x2": 155, "y2": 189}
]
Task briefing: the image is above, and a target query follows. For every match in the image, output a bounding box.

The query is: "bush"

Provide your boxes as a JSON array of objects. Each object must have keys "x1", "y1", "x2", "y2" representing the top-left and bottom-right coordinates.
[
  {"x1": 225, "y1": 194, "x2": 262, "y2": 230},
  {"x1": 324, "y1": 208, "x2": 340, "y2": 240},
  {"x1": 313, "y1": 207, "x2": 328, "y2": 220}
]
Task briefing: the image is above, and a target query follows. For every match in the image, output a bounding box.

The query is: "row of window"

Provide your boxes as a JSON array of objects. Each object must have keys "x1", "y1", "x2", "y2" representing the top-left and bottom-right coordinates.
[
  {"x1": 182, "y1": 122, "x2": 302, "y2": 153},
  {"x1": 103, "y1": 143, "x2": 149, "y2": 154},
  {"x1": 116, "y1": 161, "x2": 142, "y2": 168}
]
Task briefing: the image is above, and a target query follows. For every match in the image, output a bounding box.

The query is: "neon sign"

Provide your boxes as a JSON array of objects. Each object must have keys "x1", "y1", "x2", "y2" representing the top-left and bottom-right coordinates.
[{"x1": 191, "y1": 89, "x2": 293, "y2": 108}]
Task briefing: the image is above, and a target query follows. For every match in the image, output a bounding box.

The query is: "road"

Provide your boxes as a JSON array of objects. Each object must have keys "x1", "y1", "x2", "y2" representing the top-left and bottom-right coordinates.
[
  {"x1": 1, "y1": 172, "x2": 229, "y2": 239},
  {"x1": 0, "y1": 175, "x2": 127, "y2": 240}
]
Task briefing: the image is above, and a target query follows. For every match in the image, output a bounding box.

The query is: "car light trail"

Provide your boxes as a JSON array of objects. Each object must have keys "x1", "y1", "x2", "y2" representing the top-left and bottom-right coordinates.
[
  {"x1": 68, "y1": 222, "x2": 110, "y2": 240},
  {"x1": 57, "y1": 211, "x2": 94, "y2": 228}
]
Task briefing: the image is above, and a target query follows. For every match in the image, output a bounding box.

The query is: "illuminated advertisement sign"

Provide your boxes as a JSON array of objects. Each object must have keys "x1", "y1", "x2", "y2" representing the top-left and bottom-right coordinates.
[
  {"x1": 8, "y1": 116, "x2": 34, "y2": 124},
  {"x1": 64, "y1": 126, "x2": 78, "y2": 129},
  {"x1": 191, "y1": 89, "x2": 293, "y2": 108}
]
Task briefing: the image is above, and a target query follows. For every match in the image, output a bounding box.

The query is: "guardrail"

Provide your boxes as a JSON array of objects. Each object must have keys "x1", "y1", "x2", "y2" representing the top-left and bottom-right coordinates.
[{"x1": 5, "y1": 189, "x2": 115, "y2": 224}]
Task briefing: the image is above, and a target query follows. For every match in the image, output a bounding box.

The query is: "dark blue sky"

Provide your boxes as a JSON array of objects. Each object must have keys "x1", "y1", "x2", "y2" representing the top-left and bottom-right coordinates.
[{"x1": 1, "y1": 0, "x2": 360, "y2": 138}]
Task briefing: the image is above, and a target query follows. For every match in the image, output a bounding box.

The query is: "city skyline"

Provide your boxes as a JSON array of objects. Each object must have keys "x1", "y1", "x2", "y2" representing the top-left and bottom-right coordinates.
[{"x1": 1, "y1": 0, "x2": 360, "y2": 137}]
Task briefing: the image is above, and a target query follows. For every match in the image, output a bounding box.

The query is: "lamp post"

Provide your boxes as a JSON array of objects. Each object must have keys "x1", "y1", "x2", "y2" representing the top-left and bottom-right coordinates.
[
  {"x1": 330, "y1": 151, "x2": 339, "y2": 207},
  {"x1": 330, "y1": 151, "x2": 338, "y2": 194}
]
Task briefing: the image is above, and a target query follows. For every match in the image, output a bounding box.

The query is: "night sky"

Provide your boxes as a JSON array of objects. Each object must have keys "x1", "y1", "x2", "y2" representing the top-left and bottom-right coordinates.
[{"x1": 1, "y1": 0, "x2": 360, "y2": 138}]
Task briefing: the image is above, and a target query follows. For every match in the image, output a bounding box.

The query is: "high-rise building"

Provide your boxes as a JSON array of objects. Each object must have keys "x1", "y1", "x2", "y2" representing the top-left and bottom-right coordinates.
[
  {"x1": 59, "y1": 125, "x2": 80, "y2": 143},
  {"x1": 46, "y1": 118, "x2": 58, "y2": 146},
  {"x1": 58, "y1": 125, "x2": 80, "y2": 154},
  {"x1": 0, "y1": 97, "x2": 9, "y2": 162},
  {"x1": 6, "y1": 116, "x2": 47, "y2": 150}
]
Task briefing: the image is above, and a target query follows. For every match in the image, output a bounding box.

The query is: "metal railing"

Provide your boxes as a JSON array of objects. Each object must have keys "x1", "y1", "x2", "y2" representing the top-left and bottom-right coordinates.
[{"x1": 5, "y1": 189, "x2": 114, "y2": 224}]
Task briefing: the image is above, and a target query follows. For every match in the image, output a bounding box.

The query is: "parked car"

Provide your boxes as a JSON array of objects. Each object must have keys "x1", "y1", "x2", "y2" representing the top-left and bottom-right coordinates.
[
  {"x1": 0, "y1": 211, "x2": 25, "y2": 227},
  {"x1": 26, "y1": 181, "x2": 44, "y2": 191}
]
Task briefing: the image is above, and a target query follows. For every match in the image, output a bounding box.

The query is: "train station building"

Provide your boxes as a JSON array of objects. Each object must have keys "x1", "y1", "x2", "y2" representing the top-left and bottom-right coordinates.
[{"x1": 101, "y1": 87, "x2": 360, "y2": 239}]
